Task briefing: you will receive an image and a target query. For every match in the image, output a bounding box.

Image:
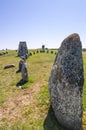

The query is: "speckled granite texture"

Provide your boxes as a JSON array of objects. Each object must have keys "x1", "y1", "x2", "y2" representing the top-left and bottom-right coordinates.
[{"x1": 49, "y1": 33, "x2": 84, "y2": 130}]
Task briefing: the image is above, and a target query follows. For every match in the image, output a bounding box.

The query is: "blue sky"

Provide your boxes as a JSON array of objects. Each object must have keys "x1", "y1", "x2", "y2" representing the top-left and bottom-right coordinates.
[{"x1": 0, "y1": 0, "x2": 86, "y2": 49}]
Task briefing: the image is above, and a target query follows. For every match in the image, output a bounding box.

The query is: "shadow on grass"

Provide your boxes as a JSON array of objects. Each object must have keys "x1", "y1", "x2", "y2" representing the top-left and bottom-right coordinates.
[
  {"x1": 16, "y1": 80, "x2": 28, "y2": 87},
  {"x1": 43, "y1": 105, "x2": 68, "y2": 130},
  {"x1": 16, "y1": 77, "x2": 34, "y2": 89}
]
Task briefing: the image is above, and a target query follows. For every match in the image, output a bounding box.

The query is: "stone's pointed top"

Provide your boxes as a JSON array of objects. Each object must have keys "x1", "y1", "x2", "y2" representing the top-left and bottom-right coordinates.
[{"x1": 62, "y1": 33, "x2": 80, "y2": 44}]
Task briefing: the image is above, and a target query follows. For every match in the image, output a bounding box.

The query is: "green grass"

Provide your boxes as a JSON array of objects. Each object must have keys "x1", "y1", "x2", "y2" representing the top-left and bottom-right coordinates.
[
  {"x1": 83, "y1": 56, "x2": 86, "y2": 111},
  {"x1": 0, "y1": 50, "x2": 55, "y2": 130},
  {"x1": 0, "y1": 50, "x2": 86, "y2": 130}
]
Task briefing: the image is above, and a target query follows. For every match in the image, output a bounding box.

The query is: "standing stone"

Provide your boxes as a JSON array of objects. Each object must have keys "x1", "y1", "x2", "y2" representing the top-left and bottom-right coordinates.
[
  {"x1": 49, "y1": 33, "x2": 84, "y2": 130},
  {"x1": 18, "y1": 41, "x2": 28, "y2": 58},
  {"x1": 21, "y1": 57, "x2": 28, "y2": 83},
  {"x1": 16, "y1": 58, "x2": 24, "y2": 73},
  {"x1": 42, "y1": 45, "x2": 45, "y2": 52}
]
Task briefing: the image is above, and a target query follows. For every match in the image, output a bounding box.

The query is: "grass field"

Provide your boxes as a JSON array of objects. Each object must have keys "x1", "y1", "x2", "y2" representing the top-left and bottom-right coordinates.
[{"x1": 0, "y1": 50, "x2": 86, "y2": 130}]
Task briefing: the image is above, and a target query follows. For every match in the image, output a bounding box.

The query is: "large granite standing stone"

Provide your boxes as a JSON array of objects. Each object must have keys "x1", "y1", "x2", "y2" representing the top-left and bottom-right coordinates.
[{"x1": 49, "y1": 33, "x2": 84, "y2": 130}]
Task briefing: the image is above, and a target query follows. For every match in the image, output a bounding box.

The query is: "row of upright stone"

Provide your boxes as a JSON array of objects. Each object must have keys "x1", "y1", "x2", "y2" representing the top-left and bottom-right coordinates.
[{"x1": 18, "y1": 41, "x2": 45, "y2": 58}]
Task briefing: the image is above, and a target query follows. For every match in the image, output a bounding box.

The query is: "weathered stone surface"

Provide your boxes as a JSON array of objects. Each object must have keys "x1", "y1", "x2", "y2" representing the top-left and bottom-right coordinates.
[
  {"x1": 18, "y1": 41, "x2": 28, "y2": 57},
  {"x1": 16, "y1": 59, "x2": 24, "y2": 73},
  {"x1": 49, "y1": 33, "x2": 84, "y2": 130},
  {"x1": 41, "y1": 45, "x2": 45, "y2": 52},
  {"x1": 21, "y1": 59, "x2": 28, "y2": 82}
]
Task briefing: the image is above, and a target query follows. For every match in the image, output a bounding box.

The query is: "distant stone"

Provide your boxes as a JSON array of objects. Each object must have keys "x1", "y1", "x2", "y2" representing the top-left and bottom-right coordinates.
[
  {"x1": 29, "y1": 52, "x2": 32, "y2": 56},
  {"x1": 0, "y1": 51, "x2": 8, "y2": 56},
  {"x1": 18, "y1": 41, "x2": 29, "y2": 58},
  {"x1": 51, "y1": 51, "x2": 53, "y2": 54},
  {"x1": 0, "y1": 52, "x2": 3, "y2": 55},
  {"x1": 49, "y1": 33, "x2": 84, "y2": 130},
  {"x1": 4, "y1": 64, "x2": 15, "y2": 69},
  {"x1": 41, "y1": 45, "x2": 45, "y2": 52}
]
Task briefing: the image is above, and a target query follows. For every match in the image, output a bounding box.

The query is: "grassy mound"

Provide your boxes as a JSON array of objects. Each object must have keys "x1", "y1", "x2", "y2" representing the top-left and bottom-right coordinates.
[{"x1": 0, "y1": 50, "x2": 86, "y2": 130}]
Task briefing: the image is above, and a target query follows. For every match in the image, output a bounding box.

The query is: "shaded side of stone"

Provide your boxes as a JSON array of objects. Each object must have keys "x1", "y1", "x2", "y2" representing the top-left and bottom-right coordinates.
[
  {"x1": 49, "y1": 33, "x2": 84, "y2": 130},
  {"x1": 44, "y1": 105, "x2": 69, "y2": 130}
]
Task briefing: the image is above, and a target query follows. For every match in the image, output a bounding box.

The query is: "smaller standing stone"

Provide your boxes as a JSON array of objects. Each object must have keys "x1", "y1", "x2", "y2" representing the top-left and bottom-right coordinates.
[
  {"x1": 41, "y1": 45, "x2": 45, "y2": 52},
  {"x1": 16, "y1": 56, "x2": 28, "y2": 85},
  {"x1": 16, "y1": 58, "x2": 24, "y2": 73},
  {"x1": 20, "y1": 56, "x2": 28, "y2": 83},
  {"x1": 18, "y1": 41, "x2": 29, "y2": 58}
]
